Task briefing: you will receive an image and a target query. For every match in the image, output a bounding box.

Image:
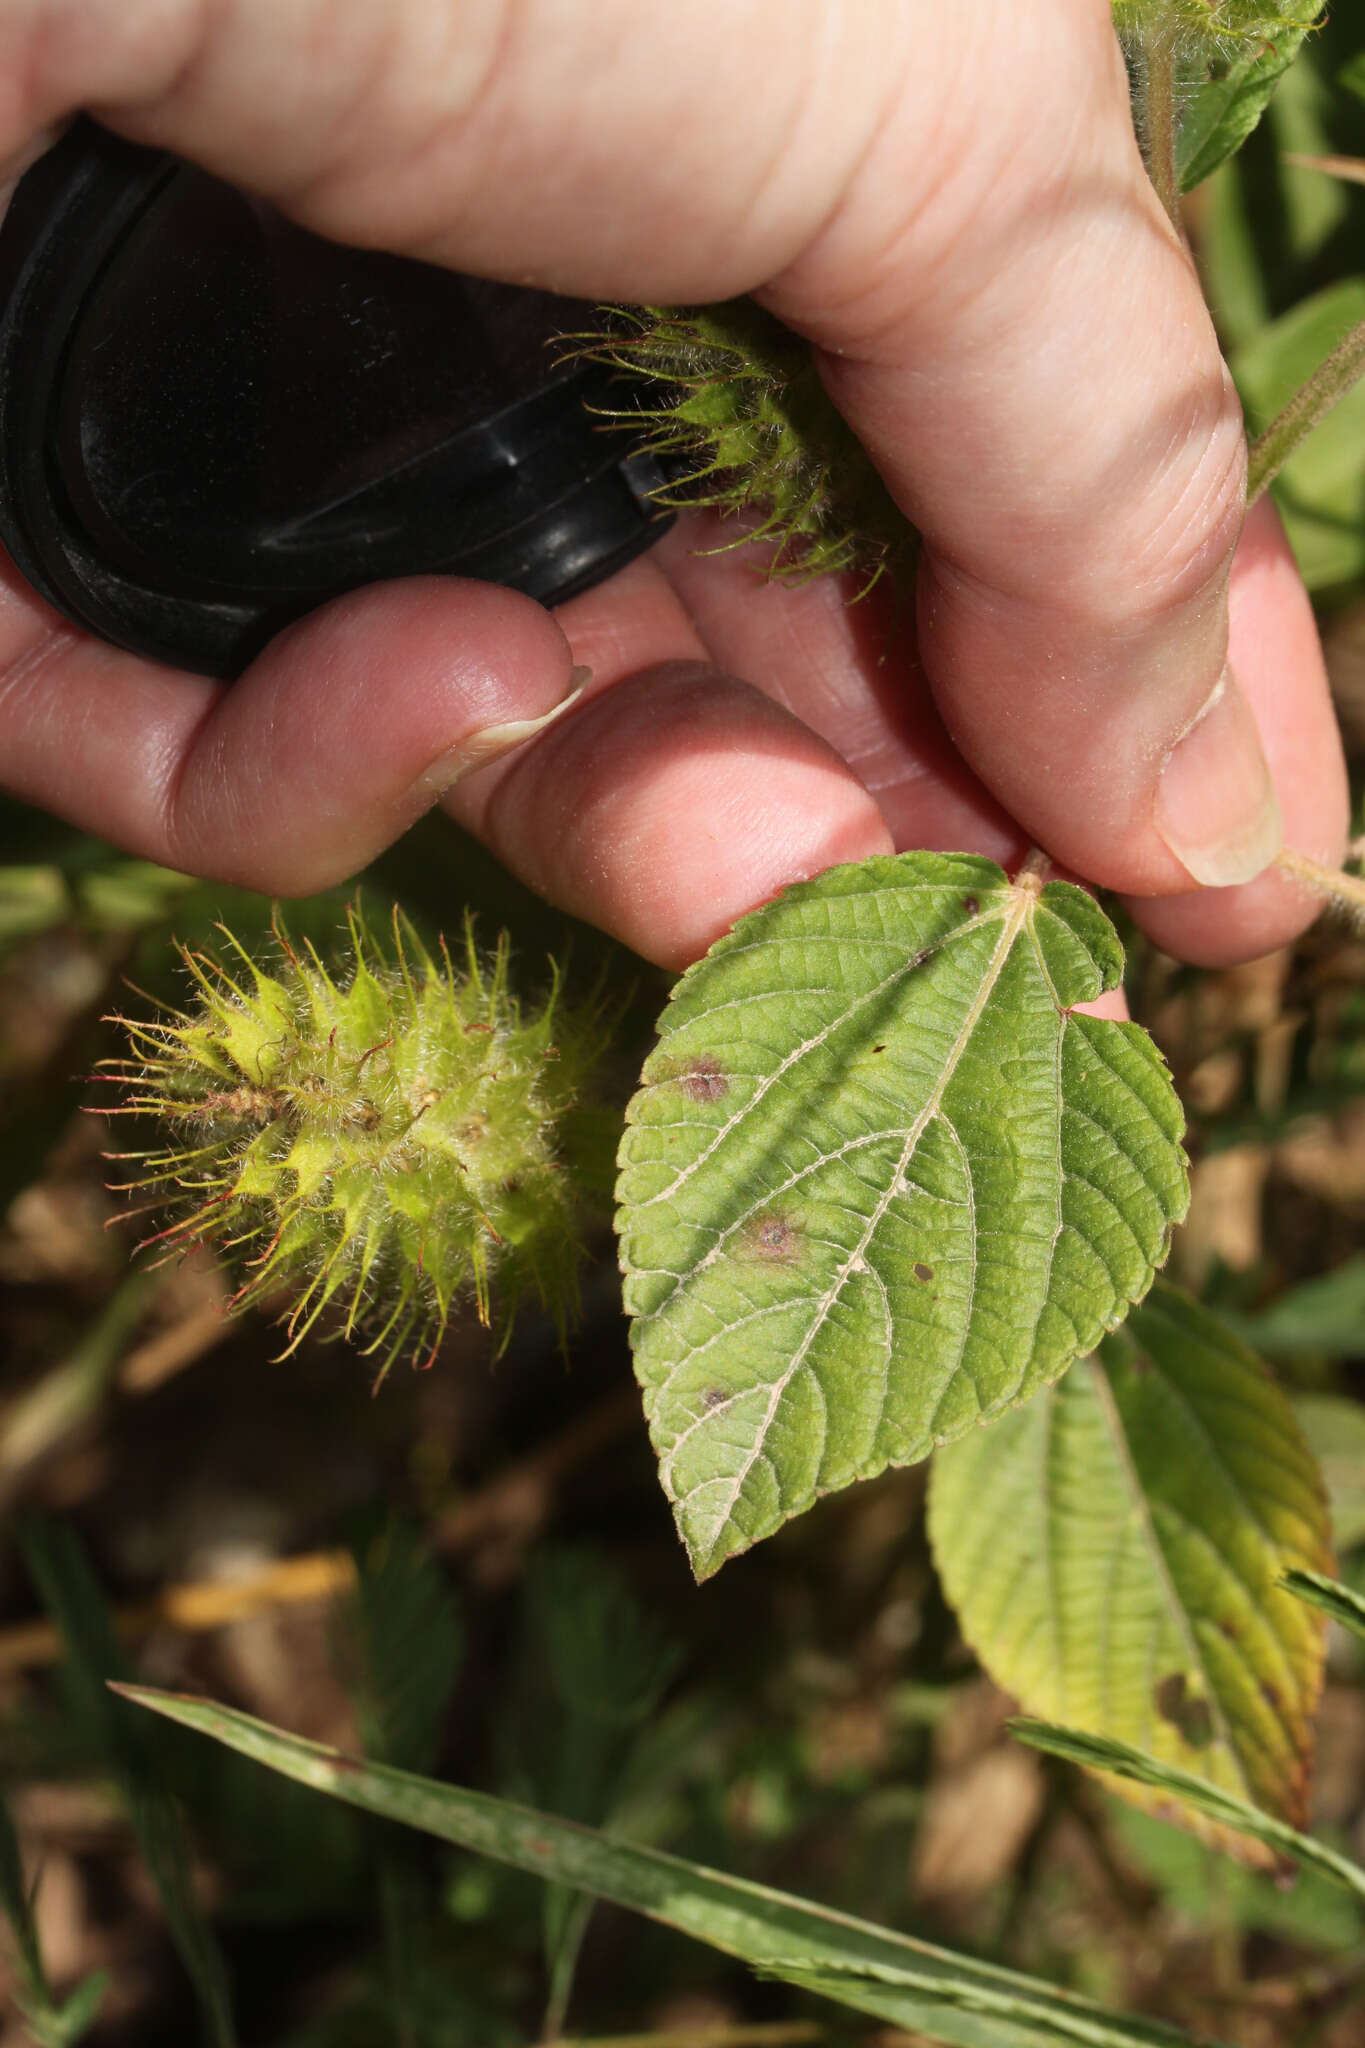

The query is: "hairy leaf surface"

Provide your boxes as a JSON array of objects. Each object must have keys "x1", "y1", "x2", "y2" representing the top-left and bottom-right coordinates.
[
  {"x1": 617, "y1": 854, "x2": 1188, "y2": 1578},
  {"x1": 930, "y1": 1287, "x2": 1332, "y2": 1858},
  {"x1": 1175, "y1": 5, "x2": 1328, "y2": 193}
]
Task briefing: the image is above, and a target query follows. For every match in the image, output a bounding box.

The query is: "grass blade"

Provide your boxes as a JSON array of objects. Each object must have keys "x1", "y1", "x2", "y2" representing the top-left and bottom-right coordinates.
[
  {"x1": 117, "y1": 1685, "x2": 1211, "y2": 2048},
  {"x1": 1283, "y1": 1567, "x2": 1365, "y2": 1641},
  {"x1": 0, "y1": 1777, "x2": 51, "y2": 2016},
  {"x1": 0, "y1": 1777, "x2": 107, "y2": 2044},
  {"x1": 1010, "y1": 1720, "x2": 1365, "y2": 1902}
]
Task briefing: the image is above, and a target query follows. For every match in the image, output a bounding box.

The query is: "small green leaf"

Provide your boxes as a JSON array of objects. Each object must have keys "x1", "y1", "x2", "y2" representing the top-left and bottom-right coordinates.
[
  {"x1": 929, "y1": 1287, "x2": 1331, "y2": 1860},
  {"x1": 529, "y1": 1548, "x2": 681, "y2": 1733},
  {"x1": 1283, "y1": 1565, "x2": 1365, "y2": 1638},
  {"x1": 617, "y1": 854, "x2": 1188, "y2": 1579},
  {"x1": 339, "y1": 1519, "x2": 462, "y2": 1774},
  {"x1": 1011, "y1": 1720, "x2": 1365, "y2": 1901},
  {"x1": 116, "y1": 1686, "x2": 1216, "y2": 2048},
  {"x1": 1175, "y1": 6, "x2": 1328, "y2": 193}
]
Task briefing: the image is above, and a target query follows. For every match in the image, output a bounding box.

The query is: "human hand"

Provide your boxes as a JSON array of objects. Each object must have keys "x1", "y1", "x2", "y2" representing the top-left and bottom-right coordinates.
[{"x1": 0, "y1": 0, "x2": 1347, "y2": 971}]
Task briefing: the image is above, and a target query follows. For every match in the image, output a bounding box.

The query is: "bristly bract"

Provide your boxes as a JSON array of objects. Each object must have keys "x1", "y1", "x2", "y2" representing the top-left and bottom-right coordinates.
[{"x1": 101, "y1": 907, "x2": 608, "y2": 1379}]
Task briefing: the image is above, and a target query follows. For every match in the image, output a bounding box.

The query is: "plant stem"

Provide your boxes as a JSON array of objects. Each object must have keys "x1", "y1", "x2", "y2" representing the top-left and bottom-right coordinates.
[
  {"x1": 1274, "y1": 846, "x2": 1365, "y2": 931},
  {"x1": 1246, "y1": 316, "x2": 1365, "y2": 504},
  {"x1": 1133, "y1": 29, "x2": 1181, "y2": 231}
]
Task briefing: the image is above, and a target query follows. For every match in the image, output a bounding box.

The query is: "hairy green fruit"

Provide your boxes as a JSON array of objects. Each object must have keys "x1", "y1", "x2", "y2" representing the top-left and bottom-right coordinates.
[
  {"x1": 581, "y1": 301, "x2": 913, "y2": 590},
  {"x1": 105, "y1": 910, "x2": 605, "y2": 1375}
]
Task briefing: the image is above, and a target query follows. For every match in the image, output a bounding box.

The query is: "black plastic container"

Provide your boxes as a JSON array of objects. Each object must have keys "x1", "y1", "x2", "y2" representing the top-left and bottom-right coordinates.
[{"x1": 0, "y1": 122, "x2": 668, "y2": 678}]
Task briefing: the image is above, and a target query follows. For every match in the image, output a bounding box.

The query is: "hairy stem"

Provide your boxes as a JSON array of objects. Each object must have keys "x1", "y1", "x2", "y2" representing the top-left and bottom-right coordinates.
[
  {"x1": 1133, "y1": 27, "x2": 1181, "y2": 230},
  {"x1": 1247, "y1": 315, "x2": 1365, "y2": 504},
  {"x1": 1274, "y1": 846, "x2": 1365, "y2": 931}
]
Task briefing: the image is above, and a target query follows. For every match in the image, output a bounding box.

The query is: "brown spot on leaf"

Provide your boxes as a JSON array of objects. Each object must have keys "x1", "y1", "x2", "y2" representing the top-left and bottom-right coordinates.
[
  {"x1": 913, "y1": 1262, "x2": 935, "y2": 1283},
  {"x1": 741, "y1": 1211, "x2": 804, "y2": 1264},
  {"x1": 1154, "y1": 1672, "x2": 1214, "y2": 1748},
  {"x1": 703, "y1": 1387, "x2": 727, "y2": 1411},
  {"x1": 678, "y1": 1058, "x2": 729, "y2": 1104},
  {"x1": 962, "y1": 896, "x2": 980, "y2": 917}
]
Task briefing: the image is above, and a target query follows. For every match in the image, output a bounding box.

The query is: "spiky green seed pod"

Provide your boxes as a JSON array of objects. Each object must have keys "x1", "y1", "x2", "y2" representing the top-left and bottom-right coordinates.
[
  {"x1": 103, "y1": 910, "x2": 608, "y2": 1377},
  {"x1": 579, "y1": 300, "x2": 915, "y2": 592}
]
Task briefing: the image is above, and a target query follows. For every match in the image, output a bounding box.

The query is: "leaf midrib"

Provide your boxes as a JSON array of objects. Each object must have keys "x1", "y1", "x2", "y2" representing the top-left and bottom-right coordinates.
[{"x1": 685, "y1": 889, "x2": 1037, "y2": 1568}]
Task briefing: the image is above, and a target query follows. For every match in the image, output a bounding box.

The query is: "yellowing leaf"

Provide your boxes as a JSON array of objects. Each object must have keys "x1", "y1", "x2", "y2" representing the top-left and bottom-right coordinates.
[{"x1": 929, "y1": 1286, "x2": 1332, "y2": 1860}]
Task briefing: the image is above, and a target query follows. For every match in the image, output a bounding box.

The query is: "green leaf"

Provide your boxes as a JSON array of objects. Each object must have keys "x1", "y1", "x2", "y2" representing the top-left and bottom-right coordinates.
[
  {"x1": 1232, "y1": 278, "x2": 1365, "y2": 588},
  {"x1": 1342, "y1": 51, "x2": 1365, "y2": 105},
  {"x1": 117, "y1": 1685, "x2": 1214, "y2": 2048},
  {"x1": 1283, "y1": 1565, "x2": 1365, "y2": 1638},
  {"x1": 517, "y1": 1549, "x2": 682, "y2": 2037},
  {"x1": 337, "y1": 1519, "x2": 464, "y2": 2048},
  {"x1": 928, "y1": 1286, "x2": 1331, "y2": 1860},
  {"x1": 529, "y1": 1548, "x2": 681, "y2": 1735},
  {"x1": 1011, "y1": 1720, "x2": 1365, "y2": 1901},
  {"x1": 618, "y1": 853, "x2": 1188, "y2": 1579},
  {"x1": 1176, "y1": 7, "x2": 1329, "y2": 194},
  {"x1": 1294, "y1": 1397, "x2": 1365, "y2": 1548},
  {"x1": 339, "y1": 1518, "x2": 462, "y2": 1774}
]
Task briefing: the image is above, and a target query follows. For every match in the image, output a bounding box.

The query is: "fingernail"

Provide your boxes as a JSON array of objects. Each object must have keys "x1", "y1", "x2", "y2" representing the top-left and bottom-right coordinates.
[
  {"x1": 417, "y1": 668, "x2": 590, "y2": 796},
  {"x1": 1154, "y1": 667, "x2": 1282, "y2": 887}
]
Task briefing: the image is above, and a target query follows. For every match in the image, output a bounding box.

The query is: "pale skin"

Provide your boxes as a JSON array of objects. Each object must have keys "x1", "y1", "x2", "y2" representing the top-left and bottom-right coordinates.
[{"x1": 0, "y1": 0, "x2": 1349, "y2": 989}]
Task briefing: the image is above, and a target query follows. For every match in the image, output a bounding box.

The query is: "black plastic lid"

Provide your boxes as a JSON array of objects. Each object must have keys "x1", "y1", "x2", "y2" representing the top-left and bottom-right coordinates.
[{"x1": 0, "y1": 122, "x2": 669, "y2": 679}]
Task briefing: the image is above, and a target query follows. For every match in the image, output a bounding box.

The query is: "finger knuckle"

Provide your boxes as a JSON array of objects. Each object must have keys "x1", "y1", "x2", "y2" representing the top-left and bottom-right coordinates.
[{"x1": 1122, "y1": 378, "x2": 1249, "y2": 619}]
